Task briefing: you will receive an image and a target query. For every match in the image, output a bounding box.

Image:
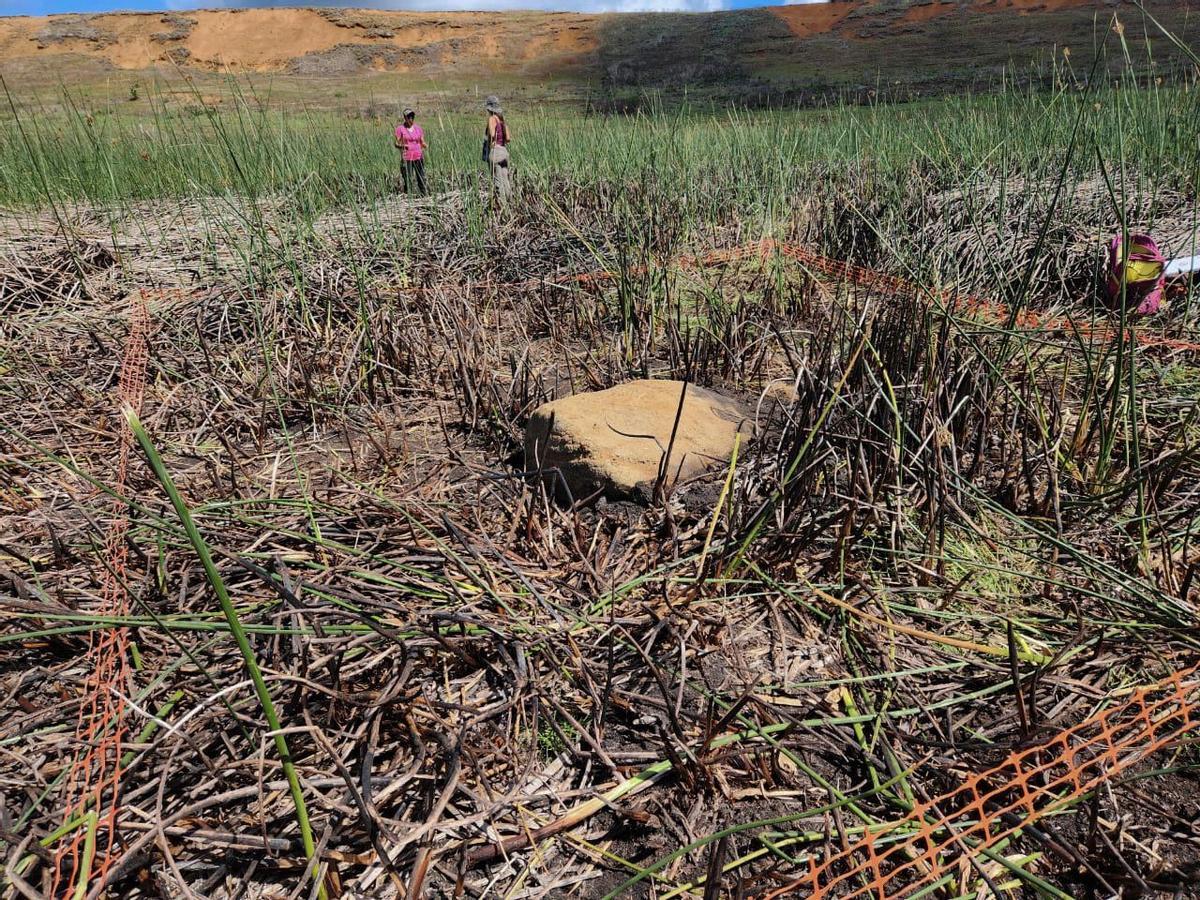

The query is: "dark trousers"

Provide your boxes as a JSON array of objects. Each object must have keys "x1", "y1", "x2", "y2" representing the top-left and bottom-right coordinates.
[{"x1": 402, "y1": 158, "x2": 427, "y2": 195}]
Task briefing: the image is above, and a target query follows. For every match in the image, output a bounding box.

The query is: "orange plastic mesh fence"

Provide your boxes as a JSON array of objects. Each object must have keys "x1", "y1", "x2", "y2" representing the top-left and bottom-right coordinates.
[
  {"x1": 767, "y1": 239, "x2": 1200, "y2": 354},
  {"x1": 529, "y1": 238, "x2": 1200, "y2": 355},
  {"x1": 52, "y1": 290, "x2": 153, "y2": 897},
  {"x1": 761, "y1": 666, "x2": 1199, "y2": 899}
]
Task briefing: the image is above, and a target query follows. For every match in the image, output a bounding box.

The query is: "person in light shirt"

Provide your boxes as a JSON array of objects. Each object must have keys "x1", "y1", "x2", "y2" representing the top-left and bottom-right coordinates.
[{"x1": 394, "y1": 108, "x2": 428, "y2": 196}]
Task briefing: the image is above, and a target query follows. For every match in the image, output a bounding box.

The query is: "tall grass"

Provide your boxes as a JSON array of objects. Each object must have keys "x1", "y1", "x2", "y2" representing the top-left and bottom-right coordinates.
[{"x1": 2, "y1": 74, "x2": 1197, "y2": 213}]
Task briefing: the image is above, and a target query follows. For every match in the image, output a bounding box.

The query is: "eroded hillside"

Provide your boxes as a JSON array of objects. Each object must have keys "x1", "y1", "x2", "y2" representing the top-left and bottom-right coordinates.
[{"x1": 1, "y1": 0, "x2": 1196, "y2": 106}]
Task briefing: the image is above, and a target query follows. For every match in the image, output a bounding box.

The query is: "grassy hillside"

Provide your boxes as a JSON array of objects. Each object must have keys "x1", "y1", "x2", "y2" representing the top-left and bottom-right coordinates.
[{"x1": 2, "y1": 78, "x2": 1198, "y2": 211}]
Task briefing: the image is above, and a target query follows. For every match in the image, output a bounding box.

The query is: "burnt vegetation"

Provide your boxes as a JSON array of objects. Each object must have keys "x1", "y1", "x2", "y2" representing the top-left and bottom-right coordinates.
[{"x1": 3, "y1": 16, "x2": 1200, "y2": 900}]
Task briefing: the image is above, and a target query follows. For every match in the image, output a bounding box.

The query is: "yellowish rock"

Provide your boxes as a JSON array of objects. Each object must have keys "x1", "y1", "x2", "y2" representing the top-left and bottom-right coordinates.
[{"x1": 525, "y1": 380, "x2": 751, "y2": 501}]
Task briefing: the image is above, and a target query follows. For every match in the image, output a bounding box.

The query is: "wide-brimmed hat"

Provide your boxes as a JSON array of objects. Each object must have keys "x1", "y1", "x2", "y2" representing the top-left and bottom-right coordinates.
[{"x1": 484, "y1": 95, "x2": 503, "y2": 114}]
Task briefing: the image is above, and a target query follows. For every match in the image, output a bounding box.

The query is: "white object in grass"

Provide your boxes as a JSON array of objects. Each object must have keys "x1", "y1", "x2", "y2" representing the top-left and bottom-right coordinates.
[{"x1": 1165, "y1": 254, "x2": 1200, "y2": 278}]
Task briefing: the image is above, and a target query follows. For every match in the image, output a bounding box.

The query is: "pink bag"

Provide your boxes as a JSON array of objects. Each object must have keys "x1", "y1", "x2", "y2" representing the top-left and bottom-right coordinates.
[{"x1": 1107, "y1": 233, "x2": 1166, "y2": 315}]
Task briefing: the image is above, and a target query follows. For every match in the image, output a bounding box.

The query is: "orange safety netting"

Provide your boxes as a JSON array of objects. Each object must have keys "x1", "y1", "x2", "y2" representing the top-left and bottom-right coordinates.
[
  {"x1": 761, "y1": 666, "x2": 1199, "y2": 899},
  {"x1": 533, "y1": 238, "x2": 1200, "y2": 355},
  {"x1": 52, "y1": 290, "x2": 153, "y2": 897},
  {"x1": 766, "y1": 239, "x2": 1200, "y2": 355}
]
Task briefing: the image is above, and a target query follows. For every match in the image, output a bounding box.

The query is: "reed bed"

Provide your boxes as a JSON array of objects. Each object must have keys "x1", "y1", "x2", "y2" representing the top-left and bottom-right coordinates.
[{"x1": 2, "y1": 39, "x2": 1200, "y2": 899}]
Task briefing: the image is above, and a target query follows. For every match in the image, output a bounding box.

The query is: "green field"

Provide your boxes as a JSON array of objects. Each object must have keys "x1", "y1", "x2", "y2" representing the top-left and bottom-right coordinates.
[
  {"x1": 4, "y1": 70, "x2": 1199, "y2": 207},
  {"x1": 3, "y1": 23, "x2": 1200, "y2": 900}
]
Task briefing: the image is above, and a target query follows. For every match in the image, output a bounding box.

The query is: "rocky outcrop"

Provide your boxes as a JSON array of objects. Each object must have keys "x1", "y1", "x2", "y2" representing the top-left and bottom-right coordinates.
[
  {"x1": 34, "y1": 16, "x2": 115, "y2": 49},
  {"x1": 286, "y1": 43, "x2": 412, "y2": 75},
  {"x1": 151, "y1": 15, "x2": 197, "y2": 44},
  {"x1": 525, "y1": 380, "x2": 750, "y2": 502}
]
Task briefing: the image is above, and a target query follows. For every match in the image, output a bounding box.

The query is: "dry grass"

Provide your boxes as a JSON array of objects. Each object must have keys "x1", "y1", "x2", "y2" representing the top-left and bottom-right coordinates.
[
  {"x1": 2, "y1": 172, "x2": 1200, "y2": 897},
  {"x1": 2, "y1": 63, "x2": 1200, "y2": 898}
]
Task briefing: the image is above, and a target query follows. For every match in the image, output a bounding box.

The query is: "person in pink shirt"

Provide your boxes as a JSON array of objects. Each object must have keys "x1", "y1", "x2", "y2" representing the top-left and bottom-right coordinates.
[{"x1": 393, "y1": 108, "x2": 428, "y2": 196}]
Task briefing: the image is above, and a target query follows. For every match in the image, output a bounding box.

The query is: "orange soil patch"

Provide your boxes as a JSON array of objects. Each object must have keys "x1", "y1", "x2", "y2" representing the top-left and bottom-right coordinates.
[
  {"x1": 0, "y1": 8, "x2": 597, "y2": 73},
  {"x1": 902, "y1": 2, "x2": 959, "y2": 26},
  {"x1": 0, "y1": 13, "x2": 170, "y2": 67},
  {"x1": 0, "y1": 1, "x2": 1147, "y2": 76},
  {"x1": 510, "y1": 22, "x2": 598, "y2": 67},
  {"x1": 92, "y1": 14, "x2": 182, "y2": 69},
  {"x1": 183, "y1": 9, "x2": 353, "y2": 70},
  {"x1": 0, "y1": 16, "x2": 44, "y2": 61},
  {"x1": 768, "y1": 2, "x2": 855, "y2": 38}
]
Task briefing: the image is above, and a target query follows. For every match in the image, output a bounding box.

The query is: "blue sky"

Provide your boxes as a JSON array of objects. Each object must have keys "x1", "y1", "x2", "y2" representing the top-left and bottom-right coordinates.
[{"x1": 2, "y1": 0, "x2": 824, "y2": 15}]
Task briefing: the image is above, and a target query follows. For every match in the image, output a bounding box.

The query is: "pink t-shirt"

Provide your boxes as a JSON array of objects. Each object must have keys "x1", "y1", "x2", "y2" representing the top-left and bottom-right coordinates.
[{"x1": 395, "y1": 123, "x2": 424, "y2": 162}]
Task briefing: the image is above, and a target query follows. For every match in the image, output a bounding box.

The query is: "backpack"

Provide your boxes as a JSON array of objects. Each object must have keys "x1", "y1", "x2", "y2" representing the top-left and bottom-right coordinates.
[{"x1": 1107, "y1": 232, "x2": 1165, "y2": 315}]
